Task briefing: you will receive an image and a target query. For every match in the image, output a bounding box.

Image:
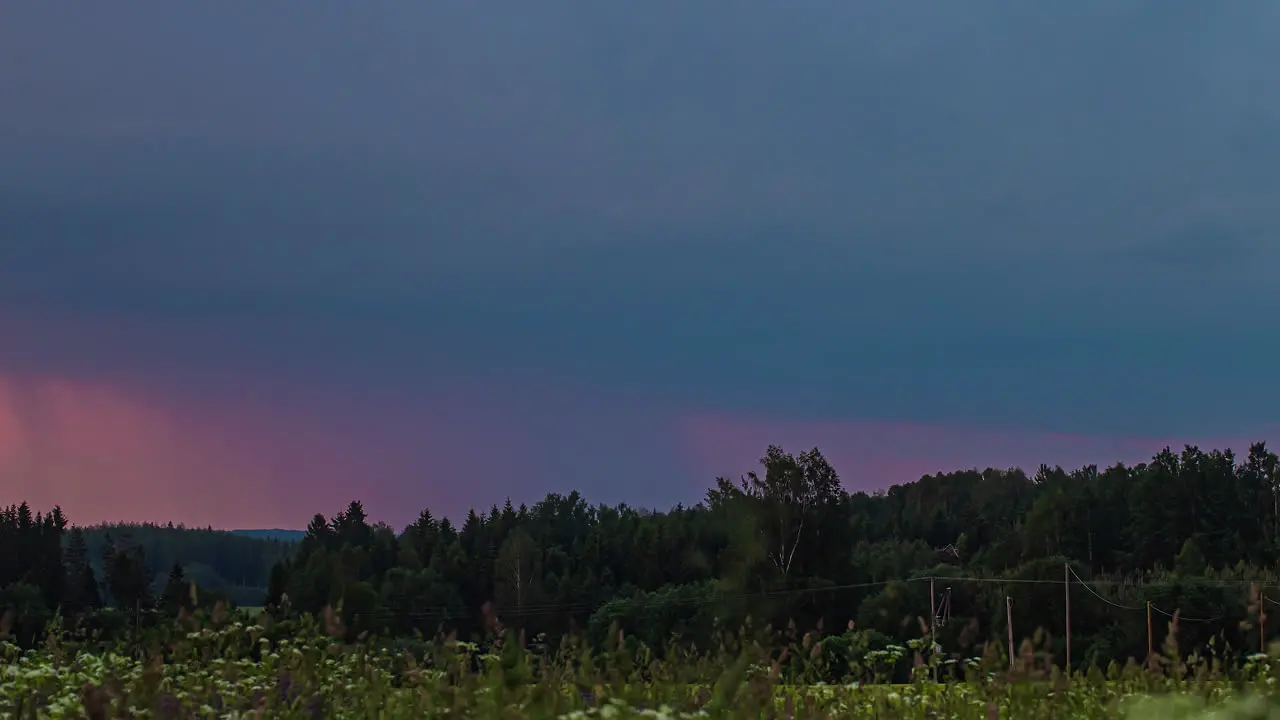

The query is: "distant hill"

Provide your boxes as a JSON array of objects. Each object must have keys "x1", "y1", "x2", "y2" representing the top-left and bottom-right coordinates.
[
  {"x1": 77, "y1": 523, "x2": 297, "y2": 607},
  {"x1": 230, "y1": 529, "x2": 306, "y2": 542}
]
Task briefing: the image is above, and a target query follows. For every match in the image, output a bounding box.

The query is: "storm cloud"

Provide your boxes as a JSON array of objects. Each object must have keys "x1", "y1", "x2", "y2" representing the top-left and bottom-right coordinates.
[{"x1": 2, "y1": 1, "x2": 1278, "y2": 525}]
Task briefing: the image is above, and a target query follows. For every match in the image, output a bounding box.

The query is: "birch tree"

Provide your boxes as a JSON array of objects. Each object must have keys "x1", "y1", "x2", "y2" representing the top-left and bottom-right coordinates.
[
  {"x1": 709, "y1": 445, "x2": 844, "y2": 581},
  {"x1": 494, "y1": 527, "x2": 541, "y2": 623}
]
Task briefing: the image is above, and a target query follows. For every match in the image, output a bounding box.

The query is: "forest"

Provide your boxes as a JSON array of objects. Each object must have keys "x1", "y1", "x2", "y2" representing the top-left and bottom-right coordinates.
[{"x1": 3, "y1": 441, "x2": 1280, "y2": 675}]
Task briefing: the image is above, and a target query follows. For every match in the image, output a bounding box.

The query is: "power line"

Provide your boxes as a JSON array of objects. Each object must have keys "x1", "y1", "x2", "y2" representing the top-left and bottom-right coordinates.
[
  {"x1": 1065, "y1": 564, "x2": 1144, "y2": 612},
  {"x1": 933, "y1": 574, "x2": 1280, "y2": 590},
  {"x1": 352, "y1": 579, "x2": 898, "y2": 622},
  {"x1": 1147, "y1": 603, "x2": 1223, "y2": 624},
  {"x1": 333, "y1": 572, "x2": 1263, "y2": 624}
]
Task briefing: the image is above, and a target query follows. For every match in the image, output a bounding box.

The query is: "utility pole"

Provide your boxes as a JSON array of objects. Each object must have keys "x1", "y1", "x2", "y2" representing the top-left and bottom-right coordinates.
[
  {"x1": 929, "y1": 577, "x2": 937, "y2": 682},
  {"x1": 1260, "y1": 585, "x2": 1267, "y2": 654},
  {"x1": 1006, "y1": 596, "x2": 1015, "y2": 671},
  {"x1": 1152, "y1": 594, "x2": 1162, "y2": 666},
  {"x1": 929, "y1": 578, "x2": 936, "y2": 644},
  {"x1": 1064, "y1": 562, "x2": 1071, "y2": 672}
]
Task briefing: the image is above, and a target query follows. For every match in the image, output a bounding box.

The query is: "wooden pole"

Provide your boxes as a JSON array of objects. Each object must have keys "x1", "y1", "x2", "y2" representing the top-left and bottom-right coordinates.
[
  {"x1": 1064, "y1": 562, "x2": 1071, "y2": 672},
  {"x1": 929, "y1": 577, "x2": 937, "y2": 682},
  {"x1": 1260, "y1": 586, "x2": 1267, "y2": 654},
  {"x1": 1152, "y1": 597, "x2": 1162, "y2": 666},
  {"x1": 1006, "y1": 596, "x2": 1015, "y2": 670},
  {"x1": 929, "y1": 578, "x2": 936, "y2": 642}
]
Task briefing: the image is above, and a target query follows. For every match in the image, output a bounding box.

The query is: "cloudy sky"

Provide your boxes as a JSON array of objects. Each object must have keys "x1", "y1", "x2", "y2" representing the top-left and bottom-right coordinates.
[{"x1": 2, "y1": 1, "x2": 1278, "y2": 529}]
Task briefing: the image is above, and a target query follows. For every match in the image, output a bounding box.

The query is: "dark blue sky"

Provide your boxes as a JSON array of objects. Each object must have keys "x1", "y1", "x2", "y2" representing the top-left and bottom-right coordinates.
[{"x1": 1, "y1": 1, "x2": 1278, "y2": 527}]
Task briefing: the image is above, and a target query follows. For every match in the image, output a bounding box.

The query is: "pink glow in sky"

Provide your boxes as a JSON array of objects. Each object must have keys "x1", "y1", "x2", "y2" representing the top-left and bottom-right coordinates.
[
  {"x1": 0, "y1": 372, "x2": 292, "y2": 528},
  {"x1": 0, "y1": 369, "x2": 605, "y2": 529},
  {"x1": 2, "y1": 368, "x2": 1276, "y2": 530}
]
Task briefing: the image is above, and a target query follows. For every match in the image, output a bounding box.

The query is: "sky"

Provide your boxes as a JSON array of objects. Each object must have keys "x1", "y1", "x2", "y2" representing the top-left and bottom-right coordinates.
[{"x1": 2, "y1": 1, "x2": 1279, "y2": 530}]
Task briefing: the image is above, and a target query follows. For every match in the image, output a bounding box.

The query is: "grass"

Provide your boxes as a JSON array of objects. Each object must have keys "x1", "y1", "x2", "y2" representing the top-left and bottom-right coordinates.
[{"x1": 3, "y1": 607, "x2": 1280, "y2": 718}]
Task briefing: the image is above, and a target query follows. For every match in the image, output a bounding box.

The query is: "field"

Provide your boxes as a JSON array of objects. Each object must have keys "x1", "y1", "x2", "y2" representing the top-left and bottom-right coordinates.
[{"x1": 4, "y1": 615, "x2": 1280, "y2": 719}]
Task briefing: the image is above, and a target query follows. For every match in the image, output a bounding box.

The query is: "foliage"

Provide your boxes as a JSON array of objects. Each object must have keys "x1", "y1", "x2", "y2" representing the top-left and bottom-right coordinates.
[
  {"x1": 5, "y1": 442, "x2": 1280, "y2": 679},
  {"x1": 4, "y1": 606, "x2": 1280, "y2": 718},
  {"x1": 78, "y1": 522, "x2": 295, "y2": 607}
]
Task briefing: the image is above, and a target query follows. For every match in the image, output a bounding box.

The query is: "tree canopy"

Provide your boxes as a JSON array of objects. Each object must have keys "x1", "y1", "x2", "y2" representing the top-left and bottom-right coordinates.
[{"x1": 4, "y1": 442, "x2": 1280, "y2": 673}]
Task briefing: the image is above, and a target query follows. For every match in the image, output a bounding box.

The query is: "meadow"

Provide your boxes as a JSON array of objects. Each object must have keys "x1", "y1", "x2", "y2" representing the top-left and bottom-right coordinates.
[{"x1": 4, "y1": 606, "x2": 1280, "y2": 719}]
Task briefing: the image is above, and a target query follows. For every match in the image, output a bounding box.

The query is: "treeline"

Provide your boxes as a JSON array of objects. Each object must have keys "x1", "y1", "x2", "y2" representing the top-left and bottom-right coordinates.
[
  {"x1": 0, "y1": 510, "x2": 294, "y2": 644},
  {"x1": 77, "y1": 522, "x2": 295, "y2": 606},
  {"x1": 4, "y1": 442, "x2": 1280, "y2": 673},
  {"x1": 263, "y1": 442, "x2": 1280, "y2": 671}
]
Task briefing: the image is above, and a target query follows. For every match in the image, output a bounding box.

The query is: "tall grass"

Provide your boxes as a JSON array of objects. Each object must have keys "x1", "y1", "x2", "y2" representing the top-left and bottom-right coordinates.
[{"x1": 2, "y1": 604, "x2": 1279, "y2": 718}]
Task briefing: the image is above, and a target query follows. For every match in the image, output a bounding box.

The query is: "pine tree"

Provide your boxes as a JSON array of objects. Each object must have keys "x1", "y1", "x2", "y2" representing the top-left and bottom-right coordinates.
[
  {"x1": 62, "y1": 527, "x2": 101, "y2": 613},
  {"x1": 104, "y1": 535, "x2": 151, "y2": 610},
  {"x1": 159, "y1": 562, "x2": 190, "y2": 615}
]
